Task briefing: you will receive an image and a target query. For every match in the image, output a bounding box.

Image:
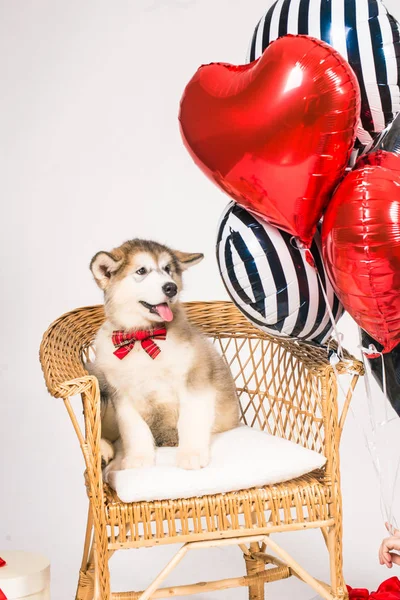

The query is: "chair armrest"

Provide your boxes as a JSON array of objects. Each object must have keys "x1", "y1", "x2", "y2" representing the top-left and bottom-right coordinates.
[
  {"x1": 60, "y1": 375, "x2": 106, "y2": 529},
  {"x1": 53, "y1": 375, "x2": 95, "y2": 400},
  {"x1": 39, "y1": 305, "x2": 105, "y2": 398},
  {"x1": 268, "y1": 337, "x2": 364, "y2": 377},
  {"x1": 50, "y1": 375, "x2": 101, "y2": 449}
]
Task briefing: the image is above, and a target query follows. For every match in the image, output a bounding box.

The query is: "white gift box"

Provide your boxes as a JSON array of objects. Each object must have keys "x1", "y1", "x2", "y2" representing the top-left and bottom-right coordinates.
[{"x1": 0, "y1": 552, "x2": 50, "y2": 599}]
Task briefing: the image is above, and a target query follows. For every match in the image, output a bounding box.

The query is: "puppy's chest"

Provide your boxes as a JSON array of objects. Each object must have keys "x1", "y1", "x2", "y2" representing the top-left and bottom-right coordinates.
[{"x1": 96, "y1": 335, "x2": 193, "y2": 398}]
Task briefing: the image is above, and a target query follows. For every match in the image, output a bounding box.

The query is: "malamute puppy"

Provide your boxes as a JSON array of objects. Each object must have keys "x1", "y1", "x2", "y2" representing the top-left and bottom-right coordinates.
[{"x1": 89, "y1": 239, "x2": 239, "y2": 471}]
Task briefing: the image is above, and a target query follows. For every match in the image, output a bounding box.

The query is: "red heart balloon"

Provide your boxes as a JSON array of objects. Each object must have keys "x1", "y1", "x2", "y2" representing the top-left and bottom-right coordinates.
[
  {"x1": 322, "y1": 151, "x2": 400, "y2": 353},
  {"x1": 179, "y1": 34, "x2": 360, "y2": 247}
]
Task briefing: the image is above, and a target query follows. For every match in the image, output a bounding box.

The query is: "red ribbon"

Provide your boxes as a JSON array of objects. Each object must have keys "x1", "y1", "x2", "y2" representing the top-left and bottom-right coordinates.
[
  {"x1": 348, "y1": 578, "x2": 400, "y2": 600},
  {"x1": 112, "y1": 328, "x2": 167, "y2": 360},
  {"x1": 348, "y1": 588, "x2": 372, "y2": 600},
  {"x1": 0, "y1": 556, "x2": 7, "y2": 599}
]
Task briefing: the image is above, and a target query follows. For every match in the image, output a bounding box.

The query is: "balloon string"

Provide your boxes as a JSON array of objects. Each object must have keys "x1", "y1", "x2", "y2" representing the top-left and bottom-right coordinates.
[
  {"x1": 371, "y1": 345, "x2": 400, "y2": 530},
  {"x1": 290, "y1": 236, "x2": 344, "y2": 358},
  {"x1": 357, "y1": 337, "x2": 399, "y2": 528},
  {"x1": 316, "y1": 269, "x2": 344, "y2": 359},
  {"x1": 358, "y1": 334, "x2": 395, "y2": 427},
  {"x1": 379, "y1": 351, "x2": 391, "y2": 427},
  {"x1": 290, "y1": 237, "x2": 399, "y2": 529},
  {"x1": 329, "y1": 350, "x2": 393, "y2": 527},
  {"x1": 357, "y1": 331, "x2": 379, "y2": 436},
  {"x1": 389, "y1": 455, "x2": 400, "y2": 533}
]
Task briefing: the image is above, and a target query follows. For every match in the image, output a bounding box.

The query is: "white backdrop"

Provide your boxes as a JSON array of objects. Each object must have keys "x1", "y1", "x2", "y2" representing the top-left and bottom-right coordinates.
[{"x1": 1, "y1": 1, "x2": 399, "y2": 598}]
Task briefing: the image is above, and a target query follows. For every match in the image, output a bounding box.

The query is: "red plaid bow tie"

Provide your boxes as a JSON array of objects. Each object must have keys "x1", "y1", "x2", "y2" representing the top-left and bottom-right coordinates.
[{"x1": 112, "y1": 328, "x2": 167, "y2": 360}]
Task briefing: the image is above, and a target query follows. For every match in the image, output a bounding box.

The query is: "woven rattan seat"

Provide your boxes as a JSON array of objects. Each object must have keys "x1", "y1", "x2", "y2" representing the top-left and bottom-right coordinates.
[
  {"x1": 40, "y1": 301, "x2": 363, "y2": 600},
  {"x1": 102, "y1": 471, "x2": 330, "y2": 547}
]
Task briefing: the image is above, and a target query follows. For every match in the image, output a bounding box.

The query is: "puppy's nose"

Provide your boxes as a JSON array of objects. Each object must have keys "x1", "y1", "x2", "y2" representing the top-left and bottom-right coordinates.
[{"x1": 162, "y1": 282, "x2": 178, "y2": 298}]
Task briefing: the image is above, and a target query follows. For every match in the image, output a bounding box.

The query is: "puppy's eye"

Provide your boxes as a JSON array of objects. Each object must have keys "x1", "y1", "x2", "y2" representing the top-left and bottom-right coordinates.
[
  {"x1": 136, "y1": 267, "x2": 147, "y2": 276},
  {"x1": 164, "y1": 265, "x2": 171, "y2": 275}
]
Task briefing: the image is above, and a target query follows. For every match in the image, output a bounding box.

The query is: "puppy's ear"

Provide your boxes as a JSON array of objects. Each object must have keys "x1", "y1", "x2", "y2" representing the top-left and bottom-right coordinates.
[
  {"x1": 173, "y1": 251, "x2": 204, "y2": 271},
  {"x1": 90, "y1": 251, "x2": 123, "y2": 290}
]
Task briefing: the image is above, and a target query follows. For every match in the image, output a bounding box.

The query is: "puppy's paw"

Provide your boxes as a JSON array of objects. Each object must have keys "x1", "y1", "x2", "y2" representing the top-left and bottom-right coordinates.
[
  {"x1": 103, "y1": 455, "x2": 123, "y2": 479},
  {"x1": 177, "y1": 448, "x2": 210, "y2": 470},
  {"x1": 100, "y1": 438, "x2": 115, "y2": 470},
  {"x1": 121, "y1": 452, "x2": 155, "y2": 470}
]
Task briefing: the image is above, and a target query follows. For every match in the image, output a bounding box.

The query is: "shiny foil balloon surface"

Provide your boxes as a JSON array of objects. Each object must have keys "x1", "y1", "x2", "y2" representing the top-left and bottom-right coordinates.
[
  {"x1": 322, "y1": 151, "x2": 400, "y2": 353},
  {"x1": 248, "y1": 0, "x2": 400, "y2": 152},
  {"x1": 216, "y1": 202, "x2": 344, "y2": 345},
  {"x1": 179, "y1": 35, "x2": 360, "y2": 247}
]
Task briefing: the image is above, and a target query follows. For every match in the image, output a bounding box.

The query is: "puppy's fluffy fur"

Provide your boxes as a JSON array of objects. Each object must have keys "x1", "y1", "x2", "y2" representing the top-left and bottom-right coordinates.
[{"x1": 88, "y1": 239, "x2": 239, "y2": 471}]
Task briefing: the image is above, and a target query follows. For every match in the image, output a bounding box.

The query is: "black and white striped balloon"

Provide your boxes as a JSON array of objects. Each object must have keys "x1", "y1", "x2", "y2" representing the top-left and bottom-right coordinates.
[
  {"x1": 216, "y1": 203, "x2": 344, "y2": 345},
  {"x1": 248, "y1": 0, "x2": 400, "y2": 150}
]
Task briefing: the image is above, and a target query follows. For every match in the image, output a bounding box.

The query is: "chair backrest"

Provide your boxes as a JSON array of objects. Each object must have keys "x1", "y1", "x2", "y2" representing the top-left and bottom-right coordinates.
[{"x1": 184, "y1": 302, "x2": 327, "y2": 454}]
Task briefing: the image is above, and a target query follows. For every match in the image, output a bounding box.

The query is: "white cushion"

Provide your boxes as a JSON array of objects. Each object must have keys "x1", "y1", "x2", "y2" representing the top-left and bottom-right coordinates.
[{"x1": 104, "y1": 426, "x2": 326, "y2": 503}]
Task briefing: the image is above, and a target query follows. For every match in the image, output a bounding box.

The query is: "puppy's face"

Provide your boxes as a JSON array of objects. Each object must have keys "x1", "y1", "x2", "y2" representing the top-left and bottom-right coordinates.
[
  {"x1": 105, "y1": 249, "x2": 182, "y2": 325},
  {"x1": 90, "y1": 240, "x2": 203, "y2": 328}
]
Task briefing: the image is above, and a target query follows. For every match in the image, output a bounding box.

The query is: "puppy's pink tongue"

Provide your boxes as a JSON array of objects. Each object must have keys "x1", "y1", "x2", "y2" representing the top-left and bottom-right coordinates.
[{"x1": 156, "y1": 303, "x2": 174, "y2": 322}]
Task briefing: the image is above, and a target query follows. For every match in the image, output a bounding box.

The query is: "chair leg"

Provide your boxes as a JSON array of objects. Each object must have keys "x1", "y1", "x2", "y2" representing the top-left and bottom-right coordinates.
[
  {"x1": 93, "y1": 540, "x2": 111, "y2": 600},
  {"x1": 75, "y1": 504, "x2": 111, "y2": 600},
  {"x1": 76, "y1": 566, "x2": 95, "y2": 600},
  {"x1": 76, "y1": 506, "x2": 95, "y2": 600},
  {"x1": 75, "y1": 541, "x2": 110, "y2": 600},
  {"x1": 245, "y1": 543, "x2": 266, "y2": 600},
  {"x1": 327, "y1": 525, "x2": 348, "y2": 600}
]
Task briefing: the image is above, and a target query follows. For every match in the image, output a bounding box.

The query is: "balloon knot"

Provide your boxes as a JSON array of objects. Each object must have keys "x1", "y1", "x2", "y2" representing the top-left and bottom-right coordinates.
[
  {"x1": 305, "y1": 249, "x2": 315, "y2": 268},
  {"x1": 329, "y1": 350, "x2": 341, "y2": 367},
  {"x1": 361, "y1": 344, "x2": 382, "y2": 360}
]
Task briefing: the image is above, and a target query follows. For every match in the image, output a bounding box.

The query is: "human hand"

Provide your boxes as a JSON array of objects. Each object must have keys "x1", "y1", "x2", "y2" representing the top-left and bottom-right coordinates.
[{"x1": 379, "y1": 522, "x2": 400, "y2": 568}]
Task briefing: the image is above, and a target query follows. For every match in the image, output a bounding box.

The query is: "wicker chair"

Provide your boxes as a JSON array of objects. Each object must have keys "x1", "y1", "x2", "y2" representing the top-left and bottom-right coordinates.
[{"x1": 40, "y1": 301, "x2": 363, "y2": 600}]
